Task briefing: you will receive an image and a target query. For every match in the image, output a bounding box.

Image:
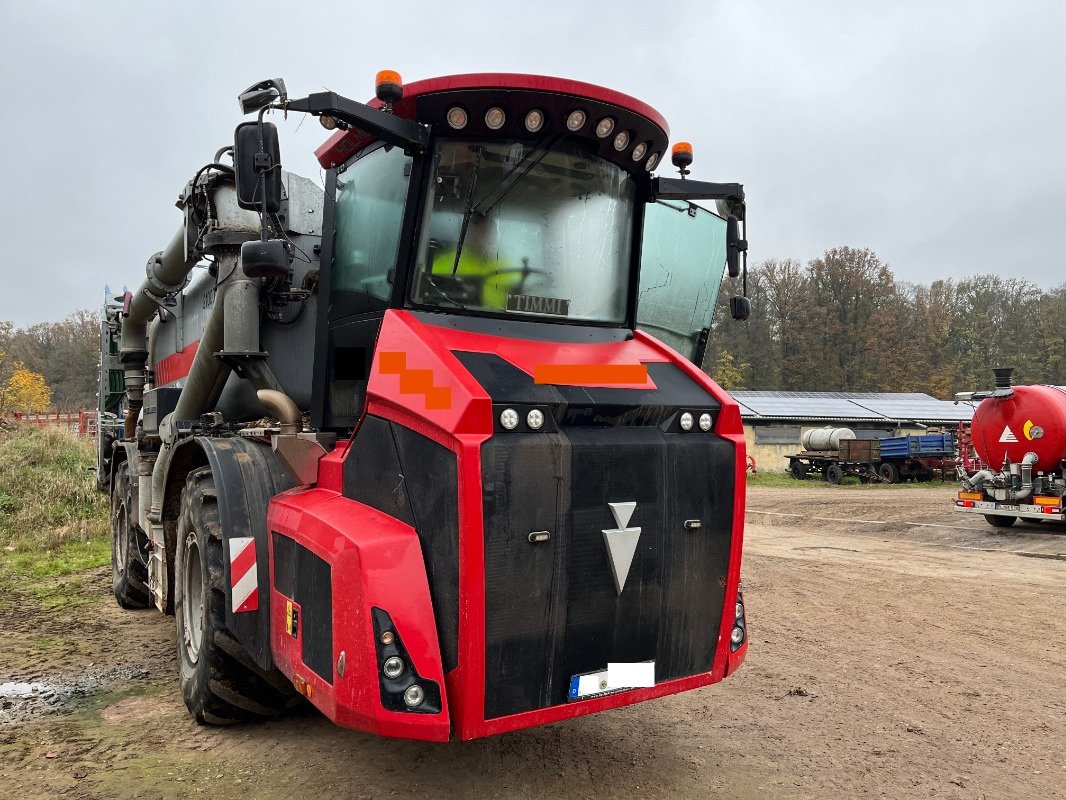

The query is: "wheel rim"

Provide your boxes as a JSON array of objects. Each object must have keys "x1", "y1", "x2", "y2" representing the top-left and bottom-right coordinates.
[{"x1": 182, "y1": 532, "x2": 205, "y2": 664}]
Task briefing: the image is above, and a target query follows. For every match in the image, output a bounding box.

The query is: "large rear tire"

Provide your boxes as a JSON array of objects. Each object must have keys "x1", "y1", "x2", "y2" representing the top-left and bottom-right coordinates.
[
  {"x1": 984, "y1": 514, "x2": 1017, "y2": 528},
  {"x1": 111, "y1": 461, "x2": 150, "y2": 609},
  {"x1": 175, "y1": 466, "x2": 298, "y2": 725}
]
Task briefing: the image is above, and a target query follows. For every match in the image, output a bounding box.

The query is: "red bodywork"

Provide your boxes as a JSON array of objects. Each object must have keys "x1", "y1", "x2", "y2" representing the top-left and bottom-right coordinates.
[{"x1": 265, "y1": 310, "x2": 747, "y2": 741}]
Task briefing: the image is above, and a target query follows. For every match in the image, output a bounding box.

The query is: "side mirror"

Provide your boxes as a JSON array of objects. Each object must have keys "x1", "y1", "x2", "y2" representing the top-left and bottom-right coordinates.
[
  {"x1": 234, "y1": 121, "x2": 283, "y2": 214},
  {"x1": 241, "y1": 240, "x2": 290, "y2": 279},
  {"x1": 726, "y1": 215, "x2": 745, "y2": 278},
  {"x1": 729, "y1": 296, "x2": 751, "y2": 321}
]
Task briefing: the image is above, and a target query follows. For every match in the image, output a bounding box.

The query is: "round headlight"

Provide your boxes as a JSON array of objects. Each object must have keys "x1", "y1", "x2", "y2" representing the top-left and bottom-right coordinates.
[
  {"x1": 730, "y1": 626, "x2": 745, "y2": 645},
  {"x1": 735, "y1": 601, "x2": 744, "y2": 620},
  {"x1": 699, "y1": 413, "x2": 712, "y2": 432},
  {"x1": 631, "y1": 141, "x2": 648, "y2": 161},
  {"x1": 679, "y1": 412, "x2": 694, "y2": 431},
  {"x1": 484, "y1": 107, "x2": 506, "y2": 130},
  {"x1": 527, "y1": 409, "x2": 544, "y2": 430},
  {"x1": 383, "y1": 656, "x2": 404, "y2": 679},
  {"x1": 446, "y1": 106, "x2": 468, "y2": 130},
  {"x1": 566, "y1": 109, "x2": 587, "y2": 131},
  {"x1": 613, "y1": 130, "x2": 630, "y2": 151},
  {"x1": 403, "y1": 684, "x2": 425, "y2": 708},
  {"x1": 646, "y1": 152, "x2": 660, "y2": 171},
  {"x1": 319, "y1": 115, "x2": 338, "y2": 131},
  {"x1": 595, "y1": 117, "x2": 615, "y2": 138},
  {"x1": 525, "y1": 109, "x2": 545, "y2": 132},
  {"x1": 500, "y1": 408, "x2": 519, "y2": 430}
]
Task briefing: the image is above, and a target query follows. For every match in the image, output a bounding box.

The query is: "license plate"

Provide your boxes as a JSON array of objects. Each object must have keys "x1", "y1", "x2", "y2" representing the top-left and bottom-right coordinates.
[{"x1": 568, "y1": 661, "x2": 655, "y2": 701}]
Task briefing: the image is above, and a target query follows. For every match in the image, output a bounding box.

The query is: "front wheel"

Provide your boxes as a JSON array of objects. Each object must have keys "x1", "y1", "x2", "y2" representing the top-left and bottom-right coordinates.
[
  {"x1": 789, "y1": 461, "x2": 807, "y2": 480},
  {"x1": 826, "y1": 463, "x2": 843, "y2": 485},
  {"x1": 175, "y1": 466, "x2": 298, "y2": 725}
]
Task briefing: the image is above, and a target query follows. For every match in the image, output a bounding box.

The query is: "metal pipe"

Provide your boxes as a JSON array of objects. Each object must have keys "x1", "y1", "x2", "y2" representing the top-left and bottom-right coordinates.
[
  {"x1": 120, "y1": 227, "x2": 197, "y2": 438},
  {"x1": 257, "y1": 389, "x2": 302, "y2": 434},
  {"x1": 1006, "y1": 452, "x2": 1039, "y2": 501}
]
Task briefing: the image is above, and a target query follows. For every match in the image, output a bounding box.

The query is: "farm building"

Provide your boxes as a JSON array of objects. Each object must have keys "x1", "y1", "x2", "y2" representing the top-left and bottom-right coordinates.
[{"x1": 732, "y1": 391, "x2": 976, "y2": 473}]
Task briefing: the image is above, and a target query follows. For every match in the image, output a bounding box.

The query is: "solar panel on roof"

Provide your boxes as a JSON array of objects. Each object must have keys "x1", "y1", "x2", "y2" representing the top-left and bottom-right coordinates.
[{"x1": 729, "y1": 390, "x2": 976, "y2": 422}]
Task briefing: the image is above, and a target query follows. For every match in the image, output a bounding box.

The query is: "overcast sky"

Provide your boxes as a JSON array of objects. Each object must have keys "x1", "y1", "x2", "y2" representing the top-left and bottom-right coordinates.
[{"x1": 1, "y1": 0, "x2": 1063, "y2": 327}]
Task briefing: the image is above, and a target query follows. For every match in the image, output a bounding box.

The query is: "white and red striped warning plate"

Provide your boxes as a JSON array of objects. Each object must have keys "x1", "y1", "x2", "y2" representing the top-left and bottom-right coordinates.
[{"x1": 229, "y1": 536, "x2": 259, "y2": 613}]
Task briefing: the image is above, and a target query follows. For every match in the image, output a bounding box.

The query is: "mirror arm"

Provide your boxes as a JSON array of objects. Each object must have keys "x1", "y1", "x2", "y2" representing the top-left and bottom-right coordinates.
[
  {"x1": 284, "y1": 92, "x2": 429, "y2": 152},
  {"x1": 649, "y1": 177, "x2": 744, "y2": 207}
]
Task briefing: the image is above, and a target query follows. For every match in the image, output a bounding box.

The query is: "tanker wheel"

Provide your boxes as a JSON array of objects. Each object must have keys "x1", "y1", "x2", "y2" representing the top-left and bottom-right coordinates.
[
  {"x1": 111, "y1": 461, "x2": 150, "y2": 609},
  {"x1": 825, "y1": 463, "x2": 843, "y2": 485},
  {"x1": 175, "y1": 466, "x2": 299, "y2": 725},
  {"x1": 789, "y1": 461, "x2": 807, "y2": 480},
  {"x1": 984, "y1": 514, "x2": 1017, "y2": 528},
  {"x1": 878, "y1": 462, "x2": 900, "y2": 484}
]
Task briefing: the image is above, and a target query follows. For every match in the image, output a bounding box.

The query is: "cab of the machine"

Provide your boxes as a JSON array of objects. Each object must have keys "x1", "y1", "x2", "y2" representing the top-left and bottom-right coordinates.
[{"x1": 303, "y1": 73, "x2": 745, "y2": 431}]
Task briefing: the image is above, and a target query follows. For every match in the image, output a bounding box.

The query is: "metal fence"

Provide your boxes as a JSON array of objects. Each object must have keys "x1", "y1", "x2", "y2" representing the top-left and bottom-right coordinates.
[{"x1": 11, "y1": 410, "x2": 97, "y2": 437}]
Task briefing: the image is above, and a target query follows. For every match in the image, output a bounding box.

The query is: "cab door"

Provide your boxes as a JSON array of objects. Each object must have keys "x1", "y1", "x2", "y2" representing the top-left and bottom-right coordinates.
[{"x1": 637, "y1": 201, "x2": 728, "y2": 365}]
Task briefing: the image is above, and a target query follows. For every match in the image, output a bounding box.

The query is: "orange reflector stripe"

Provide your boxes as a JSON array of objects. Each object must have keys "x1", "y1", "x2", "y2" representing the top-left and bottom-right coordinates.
[
  {"x1": 957, "y1": 492, "x2": 983, "y2": 501},
  {"x1": 1034, "y1": 496, "x2": 1060, "y2": 506},
  {"x1": 534, "y1": 364, "x2": 648, "y2": 385}
]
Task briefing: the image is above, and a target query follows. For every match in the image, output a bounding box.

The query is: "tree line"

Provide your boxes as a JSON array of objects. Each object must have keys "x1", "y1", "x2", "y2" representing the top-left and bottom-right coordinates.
[
  {"x1": 1, "y1": 249, "x2": 1062, "y2": 413},
  {"x1": 0, "y1": 310, "x2": 99, "y2": 413},
  {"x1": 705, "y1": 246, "x2": 1065, "y2": 397}
]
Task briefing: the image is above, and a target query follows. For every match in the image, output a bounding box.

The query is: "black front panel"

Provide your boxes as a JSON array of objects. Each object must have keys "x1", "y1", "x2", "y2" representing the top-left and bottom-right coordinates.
[
  {"x1": 272, "y1": 531, "x2": 334, "y2": 683},
  {"x1": 482, "y1": 427, "x2": 735, "y2": 719},
  {"x1": 343, "y1": 417, "x2": 461, "y2": 672}
]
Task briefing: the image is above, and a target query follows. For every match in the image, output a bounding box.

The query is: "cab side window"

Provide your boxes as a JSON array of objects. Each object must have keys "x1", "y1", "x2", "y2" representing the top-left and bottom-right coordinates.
[{"x1": 330, "y1": 145, "x2": 413, "y2": 320}]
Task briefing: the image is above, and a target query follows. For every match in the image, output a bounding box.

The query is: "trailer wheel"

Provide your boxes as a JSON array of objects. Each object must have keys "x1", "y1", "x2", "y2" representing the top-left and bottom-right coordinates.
[
  {"x1": 111, "y1": 461, "x2": 150, "y2": 609},
  {"x1": 825, "y1": 463, "x2": 843, "y2": 485},
  {"x1": 983, "y1": 514, "x2": 1017, "y2": 528},
  {"x1": 878, "y1": 462, "x2": 900, "y2": 484},
  {"x1": 175, "y1": 466, "x2": 298, "y2": 725},
  {"x1": 789, "y1": 461, "x2": 807, "y2": 480}
]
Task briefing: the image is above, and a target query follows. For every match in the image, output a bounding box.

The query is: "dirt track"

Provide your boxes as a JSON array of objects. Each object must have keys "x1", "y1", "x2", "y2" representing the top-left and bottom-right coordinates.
[{"x1": 2, "y1": 485, "x2": 1064, "y2": 799}]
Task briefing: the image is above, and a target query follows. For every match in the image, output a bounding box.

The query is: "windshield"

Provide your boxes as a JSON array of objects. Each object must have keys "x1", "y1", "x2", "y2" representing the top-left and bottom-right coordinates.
[{"x1": 411, "y1": 139, "x2": 635, "y2": 323}]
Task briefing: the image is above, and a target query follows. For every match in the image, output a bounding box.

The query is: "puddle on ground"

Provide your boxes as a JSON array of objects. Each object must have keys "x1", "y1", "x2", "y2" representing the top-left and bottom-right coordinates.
[{"x1": 0, "y1": 666, "x2": 149, "y2": 725}]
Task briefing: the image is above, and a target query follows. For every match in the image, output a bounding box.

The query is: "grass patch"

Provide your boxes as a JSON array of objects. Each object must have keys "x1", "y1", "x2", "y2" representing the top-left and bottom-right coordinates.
[{"x1": 0, "y1": 425, "x2": 110, "y2": 596}]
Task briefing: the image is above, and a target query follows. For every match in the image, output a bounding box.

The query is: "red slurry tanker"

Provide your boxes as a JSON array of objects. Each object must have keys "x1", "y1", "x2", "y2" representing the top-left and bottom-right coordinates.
[
  {"x1": 96, "y1": 71, "x2": 753, "y2": 740},
  {"x1": 955, "y1": 368, "x2": 1066, "y2": 527}
]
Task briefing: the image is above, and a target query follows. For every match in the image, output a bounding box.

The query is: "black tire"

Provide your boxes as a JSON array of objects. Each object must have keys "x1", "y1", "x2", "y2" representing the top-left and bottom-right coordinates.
[
  {"x1": 175, "y1": 466, "x2": 298, "y2": 725},
  {"x1": 789, "y1": 461, "x2": 807, "y2": 480},
  {"x1": 984, "y1": 514, "x2": 1017, "y2": 528},
  {"x1": 878, "y1": 462, "x2": 900, "y2": 484},
  {"x1": 111, "y1": 461, "x2": 150, "y2": 609},
  {"x1": 825, "y1": 463, "x2": 843, "y2": 485}
]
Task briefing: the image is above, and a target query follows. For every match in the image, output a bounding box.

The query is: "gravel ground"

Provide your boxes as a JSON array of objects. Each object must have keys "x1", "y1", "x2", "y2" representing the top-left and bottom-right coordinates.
[{"x1": 2, "y1": 484, "x2": 1063, "y2": 799}]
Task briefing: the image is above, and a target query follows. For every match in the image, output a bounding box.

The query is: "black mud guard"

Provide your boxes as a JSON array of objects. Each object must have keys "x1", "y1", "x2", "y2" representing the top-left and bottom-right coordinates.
[{"x1": 171, "y1": 436, "x2": 297, "y2": 672}]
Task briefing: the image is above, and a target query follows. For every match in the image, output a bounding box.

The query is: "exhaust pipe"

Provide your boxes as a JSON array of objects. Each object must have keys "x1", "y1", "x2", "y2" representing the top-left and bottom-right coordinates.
[{"x1": 257, "y1": 389, "x2": 302, "y2": 434}]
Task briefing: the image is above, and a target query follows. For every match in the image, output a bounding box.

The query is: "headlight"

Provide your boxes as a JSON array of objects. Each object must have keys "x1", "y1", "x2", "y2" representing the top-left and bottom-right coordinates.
[
  {"x1": 500, "y1": 408, "x2": 519, "y2": 430},
  {"x1": 699, "y1": 413, "x2": 712, "y2": 432},
  {"x1": 383, "y1": 656, "x2": 404, "y2": 679},
  {"x1": 680, "y1": 412, "x2": 694, "y2": 431},
  {"x1": 527, "y1": 409, "x2": 544, "y2": 430}
]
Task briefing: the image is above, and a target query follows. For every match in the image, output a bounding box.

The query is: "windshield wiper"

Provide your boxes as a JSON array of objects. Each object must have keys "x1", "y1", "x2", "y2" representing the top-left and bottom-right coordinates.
[
  {"x1": 451, "y1": 145, "x2": 483, "y2": 275},
  {"x1": 471, "y1": 134, "x2": 560, "y2": 218}
]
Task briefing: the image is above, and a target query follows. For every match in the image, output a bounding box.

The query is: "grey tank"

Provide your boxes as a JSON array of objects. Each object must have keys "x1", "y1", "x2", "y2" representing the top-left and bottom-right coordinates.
[{"x1": 148, "y1": 171, "x2": 323, "y2": 419}]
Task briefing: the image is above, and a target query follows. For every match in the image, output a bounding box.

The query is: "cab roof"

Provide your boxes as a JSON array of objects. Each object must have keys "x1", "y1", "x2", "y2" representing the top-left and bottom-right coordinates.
[{"x1": 315, "y1": 73, "x2": 670, "y2": 172}]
